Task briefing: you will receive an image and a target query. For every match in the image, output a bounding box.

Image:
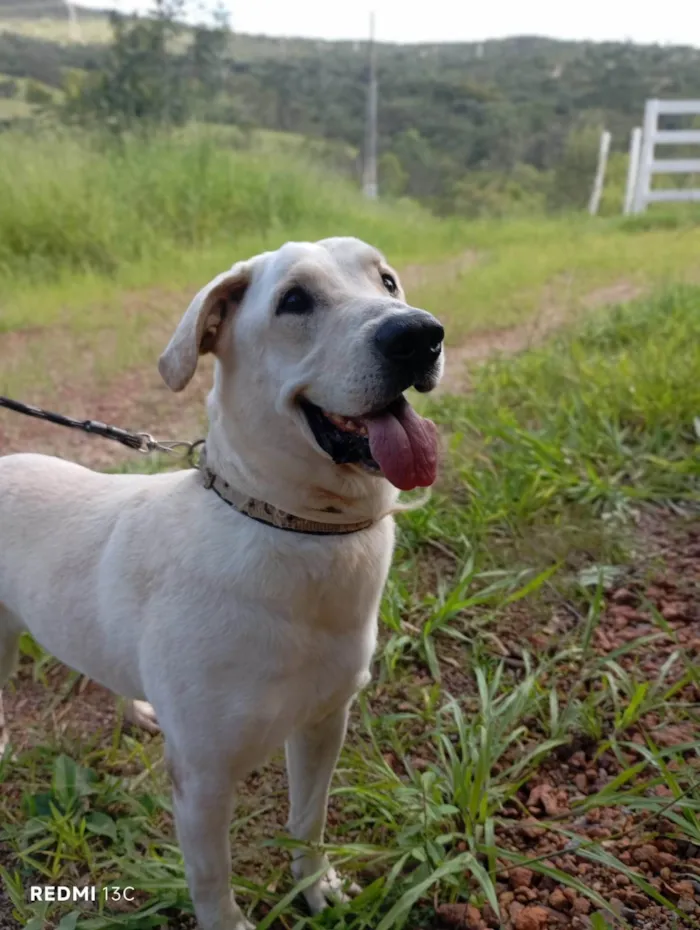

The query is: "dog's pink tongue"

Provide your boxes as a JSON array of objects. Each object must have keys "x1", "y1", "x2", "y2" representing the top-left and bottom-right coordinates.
[{"x1": 365, "y1": 397, "x2": 439, "y2": 491}]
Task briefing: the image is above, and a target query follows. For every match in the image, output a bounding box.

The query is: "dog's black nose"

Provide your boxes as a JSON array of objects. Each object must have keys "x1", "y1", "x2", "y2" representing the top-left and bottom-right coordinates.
[{"x1": 374, "y1": 312, "x2": 444, "y2": 370}]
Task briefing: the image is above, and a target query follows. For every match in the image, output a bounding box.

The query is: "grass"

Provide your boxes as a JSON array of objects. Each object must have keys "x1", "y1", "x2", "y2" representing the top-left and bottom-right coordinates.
[
  {"x1": 0, "y1": 15, "x2": 111, "y2": 45},
  {"x1": 411, "y1": 214, "x2": 700, "y2": 344},
  {"x1": 1, "y1": 277, "x2": 698, "y2": 928},
  {"x1": 0, "y1": 128, "x2": 459, "y2": 289},
  {"x1": 4, "y1": 128, "x2": 700, "y2": 403}
]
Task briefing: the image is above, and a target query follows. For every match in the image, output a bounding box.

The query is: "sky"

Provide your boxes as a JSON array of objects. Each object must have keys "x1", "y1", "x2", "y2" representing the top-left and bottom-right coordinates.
[{"x1": 77, "y1": 0, "x2": 700, "y2": 47}]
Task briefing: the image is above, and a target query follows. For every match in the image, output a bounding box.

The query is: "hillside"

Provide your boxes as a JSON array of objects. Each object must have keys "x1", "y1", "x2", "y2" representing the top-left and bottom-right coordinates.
[
  {"x1": 2, "y1": 12, "x2": 700, "y2": 211},
  {"x1": 0, "y1": 0, "x2": 72, "y2": 16}
]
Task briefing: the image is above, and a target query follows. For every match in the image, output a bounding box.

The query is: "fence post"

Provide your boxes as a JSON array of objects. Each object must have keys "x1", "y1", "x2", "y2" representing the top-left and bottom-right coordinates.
[
  {"x1": 623, "y1": 127, "x2": 643, "y2": 215},
  {"x1": 632, "y1": 99, "x2": 659, "y2": 214},
  {"x1": 588, "y1": 130, "x2": 611, "y2": 216}
]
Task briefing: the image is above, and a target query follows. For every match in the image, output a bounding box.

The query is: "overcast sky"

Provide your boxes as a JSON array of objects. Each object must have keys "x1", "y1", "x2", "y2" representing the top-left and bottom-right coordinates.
[{"x1": 77, "y1": 0, "x2": 700, "y2": 47}]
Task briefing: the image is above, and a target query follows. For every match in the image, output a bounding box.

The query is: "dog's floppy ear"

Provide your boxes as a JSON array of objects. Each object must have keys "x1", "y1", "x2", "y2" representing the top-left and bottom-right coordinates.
[{"x1": 158, "y1": 262, "x2": 250, "y2": 392}]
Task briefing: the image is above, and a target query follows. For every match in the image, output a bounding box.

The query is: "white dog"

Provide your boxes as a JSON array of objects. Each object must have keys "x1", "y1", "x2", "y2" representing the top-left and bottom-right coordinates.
[{"x1": 0, "y1": 237, "x2": 444, "y2": 929}]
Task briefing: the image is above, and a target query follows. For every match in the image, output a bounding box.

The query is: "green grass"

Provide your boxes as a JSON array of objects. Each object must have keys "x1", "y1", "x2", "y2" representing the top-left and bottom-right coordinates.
[
  {"x1": 1, "y1": 285, "x2": 698, "y2": 928},
  {"x1": 410, "y1": 214, "x2": 700, "y2": 343},
  {"x1": 0, "y1": 129, "x2": 467, "y2": 333},
  {"x1": 3, "y1": 128, "x2": 700, "y2": 347},
  {"x1": 0, "y1": 15, "x2": 111, "y2": 45}
]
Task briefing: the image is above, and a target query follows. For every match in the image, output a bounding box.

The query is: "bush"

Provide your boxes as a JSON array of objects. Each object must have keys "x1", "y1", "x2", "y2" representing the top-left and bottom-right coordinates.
[
  {"x1": 549, "y1": 124, "x2": 601, "y2": 211},
  {"x1": 451, "y1": 164, "x2": 551, "y2": 218},
  {"x1": 0, "y1": 79, "x2": 18, "y2": 99},
  {"x1": 24, "y1": 79, "x2": 53, "y2": 106},
  {"x1": 0, "y1": 128, "x2": 457, "y2": 285}
]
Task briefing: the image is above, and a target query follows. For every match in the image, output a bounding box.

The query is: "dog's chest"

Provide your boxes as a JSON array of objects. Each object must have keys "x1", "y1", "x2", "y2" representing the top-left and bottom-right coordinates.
[{"x1": 239, "y1": 525, "x2": 392, "y2": 727}]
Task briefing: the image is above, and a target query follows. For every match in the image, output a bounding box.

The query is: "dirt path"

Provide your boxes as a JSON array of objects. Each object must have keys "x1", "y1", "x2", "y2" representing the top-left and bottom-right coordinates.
[
  {"x1": 439, "y1": 280, "x2": 645, "y2": 394},
  {"x1": 0, "y1": 256, "x2": 642, "y2": 469}
]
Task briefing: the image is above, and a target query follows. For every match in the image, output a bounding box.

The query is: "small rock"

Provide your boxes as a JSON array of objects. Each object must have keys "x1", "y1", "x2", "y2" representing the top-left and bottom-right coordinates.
[
  {"x1": 509, "y1": 867, "x2": 534, "y2": 889},
  {"x1": 436, "y1": 903, "x2": 471, "y2": 927},
  {"x1": 624, "y1": 890, "x2": 648, "y2": 908},
  {"x1": 631, "y1": 843, "x2": 658, "y2": 865},
  {"x1": 549, "y1": 888, "x2": 568, "y2": 911},
  {"x1": 661, "y1": 601, "x2": 686, "y2": 621},
  {"x1": 610, "y1": 604, "x2": 645, "y2": 625},
  {"x1": 573, "y1": 897, "x2": 591, "y2": 915},
  {"x1": 518, "y1": 817, "x2": 545, "y2": 839},
  {"x1": 574, "y1": 773, "x2": 588, "y2": 793},
  {"x1": 465, "y1": 904, "x2": 483, "y2": 929},
  {"x1": 674, "y1": 880, "x2": 695, "y2": 897},
  {"x1": 527, "y1": 783, "x2": 562, "y2": 816},
  {"x1": 611, "y1": 588, "x2": 636, "y2": 605},
  {"x1": 514, "y1": 905, "x2": 550, "y2": 930},
  {"x1": 516, "y1": 888, "x2": 538, "y2": 902}
]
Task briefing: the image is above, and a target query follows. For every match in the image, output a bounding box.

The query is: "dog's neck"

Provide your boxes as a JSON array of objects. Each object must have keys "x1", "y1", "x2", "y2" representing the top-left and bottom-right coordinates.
[{"x1": 203, "y1": 396, "x2": 399, "y2": 527}]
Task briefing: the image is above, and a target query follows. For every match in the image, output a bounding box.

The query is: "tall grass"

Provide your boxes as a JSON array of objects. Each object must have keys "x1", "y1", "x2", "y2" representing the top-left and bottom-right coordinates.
[
  {"x1": 0, "y1": 129, "x2": 460, "y2": 297},
  {"x1": 425, "y1": 285, "x2": 700, "y2": 531}
]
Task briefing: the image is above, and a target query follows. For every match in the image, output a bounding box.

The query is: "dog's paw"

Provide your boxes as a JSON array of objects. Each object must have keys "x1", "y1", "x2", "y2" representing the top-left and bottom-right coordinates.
[
  {"x1": 123, "y1": 699, "x2": 160, "y2": 734},
  {"x1": 302, "y1": 866, "x2": 361, "y2": 914}
]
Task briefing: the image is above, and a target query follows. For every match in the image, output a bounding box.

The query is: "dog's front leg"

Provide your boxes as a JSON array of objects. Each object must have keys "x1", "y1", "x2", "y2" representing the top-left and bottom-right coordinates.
[
  {"x1": 285, "y1": 703, "x2": 361, "y2": 914},
  {"x1": 168, "y1": 750, "x2": 254, "y2": 930}
]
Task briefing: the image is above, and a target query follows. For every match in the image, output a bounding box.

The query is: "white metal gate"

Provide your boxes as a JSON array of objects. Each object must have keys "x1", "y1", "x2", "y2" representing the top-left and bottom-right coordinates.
[{"x1": 630, "y1": 99, "x2": 700, "y2": 214}]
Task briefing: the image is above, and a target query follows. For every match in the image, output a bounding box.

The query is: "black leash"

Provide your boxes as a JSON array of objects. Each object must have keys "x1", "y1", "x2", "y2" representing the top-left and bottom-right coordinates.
[
  {"x1": 0, "y1": 395, "x2": 201, "y2": 460},
  {"x1": 0, "y1": 396, "x2": 373, "y2": 535}
]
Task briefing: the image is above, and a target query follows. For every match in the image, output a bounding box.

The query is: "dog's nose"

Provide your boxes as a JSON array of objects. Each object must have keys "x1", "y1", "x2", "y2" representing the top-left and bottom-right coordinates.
[{"x1": 374, "y1": 312, "x2": 444, "y2": 369}]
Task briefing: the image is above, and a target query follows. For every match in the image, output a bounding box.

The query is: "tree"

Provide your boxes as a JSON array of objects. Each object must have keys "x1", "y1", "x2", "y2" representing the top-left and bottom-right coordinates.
[
  {"x1": 549, "y1": 124, "x2": 602, "y2": 210},
  {"x1": 62, "y1": 0, "x2": 229, "y2": 134},
  {"x1": 378, "y1": 152, "x2": 408, "y2": 197},
  {"x1": 25, "y1": 79, "x2": 53, "y2": 106}
]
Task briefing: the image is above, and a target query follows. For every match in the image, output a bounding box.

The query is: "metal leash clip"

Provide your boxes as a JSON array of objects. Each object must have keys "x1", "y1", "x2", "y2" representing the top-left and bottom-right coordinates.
[{"x1": 136, "y1": 434, "x2": 200, "y2": 457}]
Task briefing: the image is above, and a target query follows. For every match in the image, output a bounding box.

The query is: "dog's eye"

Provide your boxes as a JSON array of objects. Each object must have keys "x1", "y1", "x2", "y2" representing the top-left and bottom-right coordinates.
[
  {"x1": 277, "y1": 286, "x2": 314, "y2": 316},
  {"x1": 381, "y1": 273, "x2": 397, "y2": 295}
]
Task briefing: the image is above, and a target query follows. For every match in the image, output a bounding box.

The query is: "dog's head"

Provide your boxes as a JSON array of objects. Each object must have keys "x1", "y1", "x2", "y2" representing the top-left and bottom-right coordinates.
[{"x1": 159, "y1": 237, "x2": 444, "y2": 495}]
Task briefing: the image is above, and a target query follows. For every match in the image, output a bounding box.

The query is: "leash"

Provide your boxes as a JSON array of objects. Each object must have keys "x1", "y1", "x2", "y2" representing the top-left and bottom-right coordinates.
[
  {"x1": 0, "y1": 395, "x2": 373, "y2": 535},
  {"x1": 0, "y1": 396, "x2": 202, "y2": 463}
]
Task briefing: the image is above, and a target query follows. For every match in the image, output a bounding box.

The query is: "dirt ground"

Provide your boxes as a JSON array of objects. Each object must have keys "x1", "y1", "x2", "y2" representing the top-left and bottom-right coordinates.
[{"x1": 2, "y1": 511, "x2": 697, "y2": 930}]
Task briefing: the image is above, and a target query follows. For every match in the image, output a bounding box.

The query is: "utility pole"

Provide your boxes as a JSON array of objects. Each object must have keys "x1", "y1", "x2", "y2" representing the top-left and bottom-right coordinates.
[
  {"x1": 64, "y1": 1, "x2": 82, "y2": 43},
  {"x1": 362, "y1": 12, "x2": 378, "y2": 200}
]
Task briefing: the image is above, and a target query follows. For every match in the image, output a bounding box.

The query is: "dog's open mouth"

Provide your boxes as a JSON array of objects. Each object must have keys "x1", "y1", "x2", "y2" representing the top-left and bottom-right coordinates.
[{"x1": 301, "y1": 396, "x2": 438, "y2": 491}]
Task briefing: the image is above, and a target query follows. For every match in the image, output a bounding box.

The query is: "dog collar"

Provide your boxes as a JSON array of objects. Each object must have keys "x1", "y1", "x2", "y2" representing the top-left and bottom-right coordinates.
[{"x1": 196, "y1": 446, "x2": 375, "y2": 536}]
